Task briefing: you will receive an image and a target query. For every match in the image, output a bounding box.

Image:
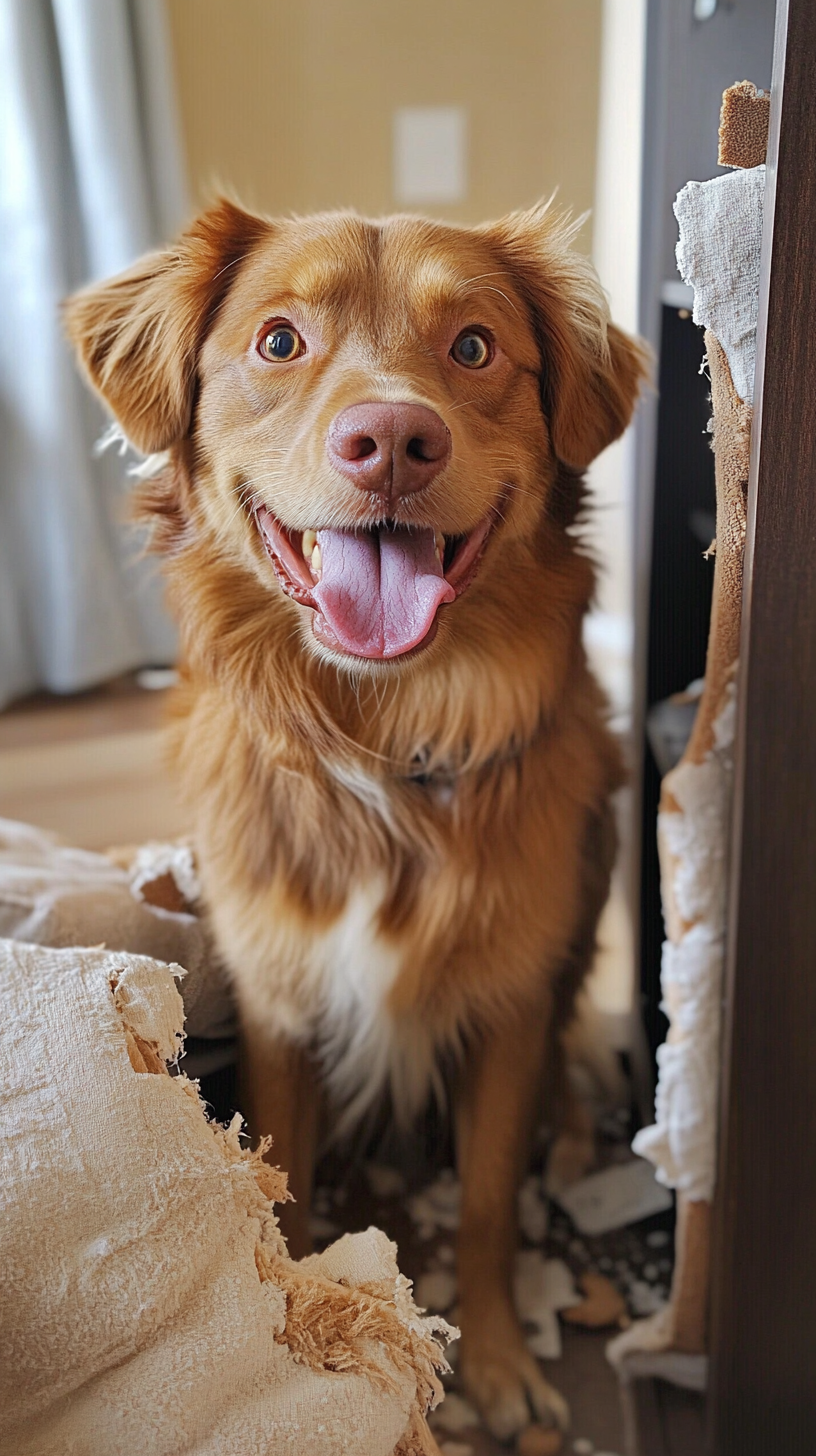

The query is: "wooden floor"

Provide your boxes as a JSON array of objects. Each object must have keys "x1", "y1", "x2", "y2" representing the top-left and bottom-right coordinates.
[
  {"x1": 0, "y1": 674, "x2": 188, "y2": 849},
  {"x1": 630, "y1": 1376, "x2": 706, "y2": 1455}
]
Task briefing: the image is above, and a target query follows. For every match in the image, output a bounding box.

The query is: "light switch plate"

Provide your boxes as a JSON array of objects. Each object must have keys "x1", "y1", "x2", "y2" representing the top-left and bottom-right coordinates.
[{"x1": 393, "y1": 106, "x2": 467, "y2": 205}]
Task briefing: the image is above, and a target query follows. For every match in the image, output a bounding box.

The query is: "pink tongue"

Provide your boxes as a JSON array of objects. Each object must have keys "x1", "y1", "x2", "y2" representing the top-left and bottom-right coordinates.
[{"x1": 312, "y1": 526, "x2": 455, "y2": 659}]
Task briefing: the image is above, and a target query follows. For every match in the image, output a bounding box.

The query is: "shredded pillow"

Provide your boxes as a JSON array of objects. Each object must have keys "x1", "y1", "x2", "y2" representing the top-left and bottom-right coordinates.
[{"x1": 0, "y1": 938, "x2": 452, "y2": 1455}]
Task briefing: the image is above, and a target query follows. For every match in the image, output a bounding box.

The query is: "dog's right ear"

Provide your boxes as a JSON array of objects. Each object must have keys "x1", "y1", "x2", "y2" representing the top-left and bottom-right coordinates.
[{"x1": 64, "y1": 199, "x2": 269, "y2": 455}]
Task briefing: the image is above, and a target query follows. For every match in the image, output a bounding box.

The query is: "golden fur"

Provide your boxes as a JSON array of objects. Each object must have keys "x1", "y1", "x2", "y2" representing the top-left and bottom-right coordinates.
[{"x1": 66, "y1": 198, "x2": 648, "y2": 1441}]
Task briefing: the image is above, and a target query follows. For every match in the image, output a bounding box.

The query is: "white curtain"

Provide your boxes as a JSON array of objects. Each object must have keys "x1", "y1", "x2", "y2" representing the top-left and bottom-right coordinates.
[{"x1": 0, "y1": 0, "x2": 189, "y2": 710}]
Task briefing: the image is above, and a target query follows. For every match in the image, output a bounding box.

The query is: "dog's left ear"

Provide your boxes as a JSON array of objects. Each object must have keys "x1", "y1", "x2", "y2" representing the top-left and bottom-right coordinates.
[{"x1": 484, "y1": 203, "x2": 651, "y2": 471}]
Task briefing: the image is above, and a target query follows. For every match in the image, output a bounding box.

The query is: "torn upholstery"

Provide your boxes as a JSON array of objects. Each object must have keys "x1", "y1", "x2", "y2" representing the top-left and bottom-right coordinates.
[
  {"x1": 622, "y1": 92, "x2": 762, "y2": 1364},
  {"x1": 0, "y1": 938, "x2": 452, "y2": 1455}
]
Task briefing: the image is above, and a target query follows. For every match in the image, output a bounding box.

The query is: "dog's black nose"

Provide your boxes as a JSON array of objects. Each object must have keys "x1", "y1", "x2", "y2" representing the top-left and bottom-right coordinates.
[{"x1": 326, "y1": 402, "x2": 451, "y2": 499}]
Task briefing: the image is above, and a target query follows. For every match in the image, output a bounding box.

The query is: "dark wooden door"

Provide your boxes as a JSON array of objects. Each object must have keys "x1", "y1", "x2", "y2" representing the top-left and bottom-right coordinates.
[{"x1": 708, "y1": 1, "x2": 816, "y2": 1450}]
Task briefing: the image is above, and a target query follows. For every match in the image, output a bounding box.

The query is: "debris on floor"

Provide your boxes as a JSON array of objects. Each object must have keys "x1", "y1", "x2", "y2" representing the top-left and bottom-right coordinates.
[
  {"x1": 513, "y1": 1252, "x2": 581, "y2": 1359},
  {"x1": 561, "y1": 1273, "x2": 628, "y2": 1330},
  {"x1": 627, "y1": 1279, "x2": 668, "y2": 1317},
  {"x1": 200, "y1": 1067, "x2": 670, "y2": 1455},
  {"x1": 550, "y1": 1157, "x2": 673, "y2": 1236},
  {"x1": 407, "y1": 1168, "x2": 461, "y2": 1238},
  {"x1": 519, "y1": 1173, "x2": 550, "y2": 1243},
  {"x1": 364, "y1": 1160, "x2": 407, "y2": 1199}
]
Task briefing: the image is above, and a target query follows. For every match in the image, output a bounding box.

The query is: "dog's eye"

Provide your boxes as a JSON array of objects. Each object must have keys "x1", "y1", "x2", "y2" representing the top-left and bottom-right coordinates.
[
  {"x1": 450, "y1": 329, "x2": 492, "y2": 369},
  {"x1": 258, "y1": 324, "x2": 305, "y2": 362}
]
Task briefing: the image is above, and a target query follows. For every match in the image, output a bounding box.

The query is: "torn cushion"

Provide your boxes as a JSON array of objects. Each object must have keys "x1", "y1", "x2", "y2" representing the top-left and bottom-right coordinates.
[
  {"x1": 0, "y1": 939, "x2": 452, "y2": 1455},
  {"x1": 0, "y1": 817, "x2": 236, "y2": 1072}
]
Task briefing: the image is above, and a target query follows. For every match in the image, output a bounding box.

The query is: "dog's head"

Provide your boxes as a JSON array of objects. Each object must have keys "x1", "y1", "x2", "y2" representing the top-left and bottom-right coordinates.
[{"x1": 66, "y1": 199, "x2": 648, "y2": 668}]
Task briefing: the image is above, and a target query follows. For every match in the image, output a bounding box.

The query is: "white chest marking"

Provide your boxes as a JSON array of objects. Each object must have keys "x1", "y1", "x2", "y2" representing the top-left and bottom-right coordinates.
[{"x1": 307, "y1": 879, "x2": 403, "y2": 1129}]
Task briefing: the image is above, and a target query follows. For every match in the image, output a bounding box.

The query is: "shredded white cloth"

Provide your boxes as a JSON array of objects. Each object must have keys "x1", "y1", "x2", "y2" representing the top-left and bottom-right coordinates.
[
  {"x1": 632, "y1": 160, "x2": 764, "y2": 1208},
  {"x1": 633, "y1": 642, "x2": 737, "y2": 1203},
  {"x1": 0, "y1": 937, "x2": 451, "y2": 1455},
  {"x1": 674, "y1": 166, "x2": 765, "y2": 405},
  {"x1": 633, "y1": 928, "x2": 725, "y2": 1199}
]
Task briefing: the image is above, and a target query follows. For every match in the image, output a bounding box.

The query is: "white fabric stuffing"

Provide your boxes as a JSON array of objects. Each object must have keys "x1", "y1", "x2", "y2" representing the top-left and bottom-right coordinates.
[
  {"x1": 633, "y1": 929, "x2": 725, "y2": 1199},
  {"x1": 674, "y1": 166, "x2": 765, "y2": 404},
  {"x1": 407, "y1": 1170, "x2": 462, "y2": 1238},
  {"x1": 634, "y1": 160, "x2": 763, "y2": 1208},
  {"x1": 658, "y1": 687, "x2": 736, "y2": 931},
  {"x1": 512, "y1": 1253, "x2": 581, "y2": 1361},
  {"x1": 633, "y1": 685, "x2": 736, "y2": 1201}
]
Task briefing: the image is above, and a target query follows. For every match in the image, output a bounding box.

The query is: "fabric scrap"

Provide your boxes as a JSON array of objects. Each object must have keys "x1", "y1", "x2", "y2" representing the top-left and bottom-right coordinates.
[{"x1": 674, "y1": 166, "x2": 765, "y2": 404}]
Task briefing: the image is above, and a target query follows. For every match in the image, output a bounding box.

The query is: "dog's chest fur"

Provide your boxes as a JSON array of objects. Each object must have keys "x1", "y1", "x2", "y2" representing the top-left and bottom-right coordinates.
[
  {"x1": 194, "y1": 688, "x2": 613, "y2": 1128},
  {"x1": 240, "y1": 871, "x2": 441, "y2": 1131},
  {"x1": 217, "y1": 761, "x2": 456, "y2": 1127},
  {"x1": 303, "y1": 876, "x2": 403, "y2": 1122}
]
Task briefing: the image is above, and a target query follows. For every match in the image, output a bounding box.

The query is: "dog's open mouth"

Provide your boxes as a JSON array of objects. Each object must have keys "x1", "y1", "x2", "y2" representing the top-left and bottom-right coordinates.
[{"x1": 255, "y1": 506, "x2": 499, "y2": 659}]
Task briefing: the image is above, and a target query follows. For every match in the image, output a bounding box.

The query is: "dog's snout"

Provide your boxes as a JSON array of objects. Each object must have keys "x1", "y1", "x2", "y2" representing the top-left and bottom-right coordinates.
[{"x1": 326, "y1": 403, "x2": 451, "y2": 499}]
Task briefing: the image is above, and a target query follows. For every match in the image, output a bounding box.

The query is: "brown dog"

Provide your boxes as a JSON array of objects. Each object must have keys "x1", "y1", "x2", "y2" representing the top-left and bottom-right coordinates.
[{"x1": 66, "y1": 199, "x2": 647, "y2": 1443}]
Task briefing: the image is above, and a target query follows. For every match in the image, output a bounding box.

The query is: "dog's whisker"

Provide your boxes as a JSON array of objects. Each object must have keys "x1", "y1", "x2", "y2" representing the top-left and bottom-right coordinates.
[
  {"x1": 453, "y1": 269, "x2": 514, "y2": 295},
  {"x1": 499, "y1": 480, "x2": 538, "y2": 501},
  {"x1": 220, "y1": 485, "x2": 262, "y2": 531},
  {"x1": 464, "y1": 284, "x2": 521, "y2": 316}
]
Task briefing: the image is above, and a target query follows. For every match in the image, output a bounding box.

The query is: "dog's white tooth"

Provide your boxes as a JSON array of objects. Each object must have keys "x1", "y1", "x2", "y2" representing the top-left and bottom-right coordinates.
[
  {"x1": 435, "y1": 532, "x2": 445, "y2": 562},
  {"x1": 311, "y1": 543, "x2": 322, "y2": 578},
  {"x1": 302, "y1": 529, "x2": 317, "y2": 560}
]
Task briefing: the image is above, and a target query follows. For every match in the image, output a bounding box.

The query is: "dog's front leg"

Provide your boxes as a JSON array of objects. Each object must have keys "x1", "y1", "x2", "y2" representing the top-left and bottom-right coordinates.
[
  {"x1": 456, "y1": 1001, "x2": 570, "y2": 1443},
  {"x1": 239, "y1": 1020, "x2": 321, "y2": 1259}
]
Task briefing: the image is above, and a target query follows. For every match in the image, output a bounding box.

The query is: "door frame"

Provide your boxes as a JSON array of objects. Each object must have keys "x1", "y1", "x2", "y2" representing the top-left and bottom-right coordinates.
[{"x1": 708, "y1": 1, "x2": 816, "y2": 1450}]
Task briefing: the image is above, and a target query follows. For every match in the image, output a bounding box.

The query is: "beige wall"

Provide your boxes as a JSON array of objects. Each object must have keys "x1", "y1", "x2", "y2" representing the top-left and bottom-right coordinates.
[{"x1": 165, "y1": 0, "x2": 601, "y2": 242}]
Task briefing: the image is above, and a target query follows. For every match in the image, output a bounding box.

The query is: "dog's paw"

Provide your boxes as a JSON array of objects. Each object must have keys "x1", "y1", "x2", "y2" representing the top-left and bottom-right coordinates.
[{"x1": 460, "y1": 1334, "x2": 569, "y2": 1443}]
